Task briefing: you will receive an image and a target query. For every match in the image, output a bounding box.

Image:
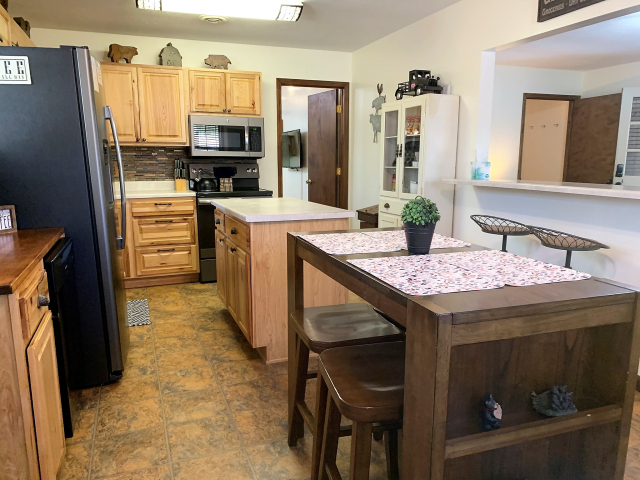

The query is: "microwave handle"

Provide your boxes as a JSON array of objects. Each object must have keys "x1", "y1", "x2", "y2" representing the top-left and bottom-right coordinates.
[{"x1": 245, "y1": 125, "x2": 250, "y2": 153}]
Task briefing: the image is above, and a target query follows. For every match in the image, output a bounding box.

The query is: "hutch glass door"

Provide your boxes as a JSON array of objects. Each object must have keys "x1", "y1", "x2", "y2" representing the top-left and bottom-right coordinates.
[
  {"x1": 381, "y1": 108, "x2": 400, "y2": 196},
  {"x1": 400, "y1": 104, "x2": 423, "y2": 198}
]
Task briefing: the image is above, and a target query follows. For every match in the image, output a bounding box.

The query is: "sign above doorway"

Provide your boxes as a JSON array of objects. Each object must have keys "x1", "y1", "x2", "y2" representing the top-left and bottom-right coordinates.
[{"x1": 538, "y1": 0, "x2": 606, "y2": 22}]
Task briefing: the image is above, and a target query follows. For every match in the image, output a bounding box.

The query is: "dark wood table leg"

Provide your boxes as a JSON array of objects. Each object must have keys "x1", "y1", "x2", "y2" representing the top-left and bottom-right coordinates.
[
  {"x1": 401, "y1": 300, "x2": 441, "y2": 479},
  {"x1": 288, "y1": 234, "x2": 305, "y2": 445}
]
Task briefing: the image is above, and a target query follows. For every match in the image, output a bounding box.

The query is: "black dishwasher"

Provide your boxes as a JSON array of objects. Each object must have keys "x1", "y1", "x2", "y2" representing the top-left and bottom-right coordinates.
[{"x1": 44, "y1": 238, "x2": 83, "y2": 438}]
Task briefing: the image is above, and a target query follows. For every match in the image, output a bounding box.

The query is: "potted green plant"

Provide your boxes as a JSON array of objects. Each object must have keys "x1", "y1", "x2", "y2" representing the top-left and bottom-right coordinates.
[{"x1": 401, "y1": 196, "x2": 441, "y2": 254}]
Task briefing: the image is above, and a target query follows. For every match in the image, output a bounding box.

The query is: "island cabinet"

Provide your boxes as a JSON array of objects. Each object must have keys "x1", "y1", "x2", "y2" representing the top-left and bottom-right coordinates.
[
  {"x1": 117, "y1": 197, "x2": 199, "y2": 288},
  {"x1": 0, "y1": 228, "x2": 66, "y2": 480},
  {"x1": 213, "y1": 199, "x2": 353, "y2": 362}
]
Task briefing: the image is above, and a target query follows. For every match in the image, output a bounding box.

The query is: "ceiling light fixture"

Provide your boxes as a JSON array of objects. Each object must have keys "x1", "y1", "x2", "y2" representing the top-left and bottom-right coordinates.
[{"x1": 136, "y1": 0, "x2": 304, "y2": 22}]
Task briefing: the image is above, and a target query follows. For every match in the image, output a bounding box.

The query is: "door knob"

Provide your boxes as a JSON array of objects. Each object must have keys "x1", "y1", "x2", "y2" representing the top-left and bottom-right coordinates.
[
  {"x1": 142, "y1": 138, "x2": 147, "y2": 142},
  {"x1": 37, "y1": 294, "x2": 50, "y2": 308},
  {"x1": 215, "y1": 219, "x2": 221, "y2": 225},
  {"x1": 306, "y1": 179, "x2": 312, "y2": 184},
  {"x1": 230, "y1": 247, "x2": 237, "y2": 253},
  {"x1": 231, "y1": 228, "x2": 237, "y2": 235},
  {"x1": 228, "y1": 109, "x2": 232, "y2": 113},
  {"x1": 384, "y1": 203, "x2": 390, "y2": 209},
  {"x1": 223, "y1": 109, "x2": 227, "y2": 113}
]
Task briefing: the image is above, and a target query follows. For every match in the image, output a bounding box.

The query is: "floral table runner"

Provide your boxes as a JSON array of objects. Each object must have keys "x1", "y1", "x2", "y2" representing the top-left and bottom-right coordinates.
[
  {"x1": 348, "y1": 250, "x2": 591, "y2": 296},
  {"x1": 300, "y1": 230, "x2": 470, "y2": 255},
  {"x1": 362, "y1": 230, "x2": 471, "y2": 250}
]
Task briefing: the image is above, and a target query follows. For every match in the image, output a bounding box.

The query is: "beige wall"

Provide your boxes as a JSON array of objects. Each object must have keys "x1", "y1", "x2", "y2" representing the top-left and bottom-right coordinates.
[
  {"x1": 351, "y1": 0, "x2": 640, "y2": 287},
  {"x1": 30, "y1": 28, "x2": 352, "y2": 197}
]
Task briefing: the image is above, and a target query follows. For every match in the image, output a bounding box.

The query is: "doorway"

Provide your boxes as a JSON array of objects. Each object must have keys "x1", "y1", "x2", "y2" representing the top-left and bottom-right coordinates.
[{"x1": 276, "y1": 79, "x2": 350, "y2": 209}]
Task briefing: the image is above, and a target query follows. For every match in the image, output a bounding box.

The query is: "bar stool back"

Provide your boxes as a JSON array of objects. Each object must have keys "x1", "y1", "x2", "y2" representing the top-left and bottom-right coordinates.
[
  {"x1": 288, "y1": 304, "x2": 405, "y2": 447},
  {"x1": 471, "y1": 215, "x2": 531, "y2": 252},
  {"x1": 528, "y1": 226, "x2": 610, "y2": 268}
]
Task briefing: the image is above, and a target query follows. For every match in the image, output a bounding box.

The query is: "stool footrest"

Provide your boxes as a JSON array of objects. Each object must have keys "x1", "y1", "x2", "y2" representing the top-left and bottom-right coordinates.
[{"x1": 306, "y1": 370, "x2": 318, "y2": 380}]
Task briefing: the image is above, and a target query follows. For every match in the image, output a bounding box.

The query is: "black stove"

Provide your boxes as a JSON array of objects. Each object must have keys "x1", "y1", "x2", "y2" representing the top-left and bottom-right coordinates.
[{"x1": 189, "y1": 160, "x2": 273, "y2": 282}]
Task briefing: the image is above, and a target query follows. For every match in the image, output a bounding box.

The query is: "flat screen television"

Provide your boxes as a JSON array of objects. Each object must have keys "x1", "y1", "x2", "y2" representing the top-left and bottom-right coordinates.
[{"x1": 282, "y1": 129, "x2": 302, "y2": 168}]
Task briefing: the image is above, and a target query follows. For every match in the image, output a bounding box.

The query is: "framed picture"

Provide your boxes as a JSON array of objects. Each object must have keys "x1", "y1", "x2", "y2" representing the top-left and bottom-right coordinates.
[{"x1": 0, "y1": 205, "x2": 17, "y2": 234}]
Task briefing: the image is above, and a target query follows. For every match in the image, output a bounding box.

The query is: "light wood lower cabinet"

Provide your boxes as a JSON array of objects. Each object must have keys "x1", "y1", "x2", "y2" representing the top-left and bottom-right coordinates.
[
  {"x1": 123, "y1": 197, "x2": 199, "y2": 287},
  {"x1": 215, "y1": 230, "x2": 227, "y2": 306},
  {"x1": 27, "y1": 311, "x2": 65, "y2": 480},
  {"x1": 226, "y1": 239, "x2": 252, "y2": 342}
]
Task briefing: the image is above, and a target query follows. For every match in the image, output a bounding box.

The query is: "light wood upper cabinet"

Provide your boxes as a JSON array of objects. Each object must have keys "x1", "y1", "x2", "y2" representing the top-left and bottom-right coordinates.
[
  {"x1": 0, "y1": 9, "x2": 10, "y2": 46},
  {"x1": 189, "y1": 69, "x2": 226, "y2": 114},
  {"x1": 226, "y1": 72, "x2": 262, "y2": 116},
  {"x1": 137, "y1": 67, "x2": 187, "y2": 144},
  {"x1": 0, "y1": 4, "x2": 35, "y2": 47},
  {"x1": 102, "y1": 65, "x2": 140, "y2": 144},
  {"x1": 27, "y1": 311, "x2": 65, "y2": 480}
]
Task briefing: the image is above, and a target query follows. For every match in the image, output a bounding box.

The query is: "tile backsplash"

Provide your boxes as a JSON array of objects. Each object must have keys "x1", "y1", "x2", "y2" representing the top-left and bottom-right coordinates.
[{"x1": 112, "y1": 146, "x2": 188, "y2": 181}]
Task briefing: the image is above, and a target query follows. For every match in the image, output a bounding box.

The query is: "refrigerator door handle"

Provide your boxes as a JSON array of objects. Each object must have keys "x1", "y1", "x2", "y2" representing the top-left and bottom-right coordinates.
[{"x1": 104, "y1": 106, "x2": 127, "y2": 250}]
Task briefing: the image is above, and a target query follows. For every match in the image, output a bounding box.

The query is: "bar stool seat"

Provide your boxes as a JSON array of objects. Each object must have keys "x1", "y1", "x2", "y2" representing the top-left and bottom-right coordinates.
[
  {"x1": 528, "y1": 225, "x2": 610, "y2": 269},
  {"x1": 288, "y1": 304, "x2": 405, "y2": 447},
  {"x1": 292, "y1": 303, "x2": 405, "y2": 353},
  {"x1": 313, "y1": 342, "x2": 405, "y2": 480}
]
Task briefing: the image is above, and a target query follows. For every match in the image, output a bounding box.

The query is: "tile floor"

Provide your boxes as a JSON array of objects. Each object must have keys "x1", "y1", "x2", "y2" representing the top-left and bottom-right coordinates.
[
  {"x1": 58, "y1": 283, "x2": 389, "y2": 480},
  {"x1": 57, "y1": 282, "x2": 640, "y2": 480}
]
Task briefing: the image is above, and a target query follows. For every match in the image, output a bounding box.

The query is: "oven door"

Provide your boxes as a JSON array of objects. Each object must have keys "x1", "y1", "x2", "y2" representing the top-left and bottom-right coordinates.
[{"x1": 190, "y1": 116, "x2": 249, "y2": 157}]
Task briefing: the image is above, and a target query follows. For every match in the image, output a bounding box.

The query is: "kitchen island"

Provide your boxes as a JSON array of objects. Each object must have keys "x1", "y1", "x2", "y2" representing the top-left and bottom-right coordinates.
[{"x1": 210, "y1": 197, "x2": 354, "y2": 362}]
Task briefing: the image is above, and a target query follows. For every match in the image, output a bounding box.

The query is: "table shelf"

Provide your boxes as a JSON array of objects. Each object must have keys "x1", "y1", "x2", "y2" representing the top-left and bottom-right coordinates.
[{"x1": 444, "y1": 405, "x2": 621, "y2": 460}]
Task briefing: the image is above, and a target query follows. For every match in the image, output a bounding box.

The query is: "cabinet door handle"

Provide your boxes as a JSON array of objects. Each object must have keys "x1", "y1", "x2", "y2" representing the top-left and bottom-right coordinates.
[
  {"x1": 215, "y1": 219, "x2": 221, "y2": 225},
  {"x1": 384, "y1": 203, "x2": 390, "y2": 209},
  {"x1": 142, "y1": 138, "x2": 147, "y2": 142},
  {"x1": 155, "y1": 219, "x2": 174, "y2": 223},
  {"x1": 230, "y1": 247, "x2": 237, "y2": 253},
  {"x1": 228, "y1": 109, "x2": 232, "y2": 113},
  {"x1": 223, "y1": 108, "x2": 227, "y2": 113},
  {"x1": 136, "y1": 137, "x2": 140, "y2": 142},
  {"x1": 157, "y1": 248, "x2": 176, "y2": 252},
  {"x1": 218, "y1": 238, "x2": 224, "y2": 244},
  {"x1": 37, "y1": 294, "x2": 50, "y2": 308},
  {"x1": 154, "y1": 202, "x2": 173, "y2": 206},
  {"x1": 230, "y1": 228, "x2": 237, "y2": 235}
]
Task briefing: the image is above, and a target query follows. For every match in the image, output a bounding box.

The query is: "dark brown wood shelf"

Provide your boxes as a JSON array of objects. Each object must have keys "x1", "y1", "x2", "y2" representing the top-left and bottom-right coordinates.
[{"x1": 444, "y1": 405, "x2": 622, "y2": 460}]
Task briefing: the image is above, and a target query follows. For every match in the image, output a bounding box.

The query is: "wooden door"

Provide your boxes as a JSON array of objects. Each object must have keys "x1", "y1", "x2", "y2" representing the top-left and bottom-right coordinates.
[
  {"x1": 137, "y1": 67, "x2": 187, "y2": 144},
  {"x1": 215, "y1": 230, "x2": 227, "y2": 306},
  {"x1": 189, "y1": 70, "x2": 226, "y2": 113},
  {"x1": 307, "y1": 90, "x2": 338, "y2": 206},
  {"x1": 226, "y1": 72, "x2": 261, "y2": 116},
  {"x1": 27, "y1": 311, "x2": 65, "y2": 480},
  {"x1": 102, "y1": 65, "x2": 141, "y2": 144},
  {"x1": 566, "y1": 93, "x2": 622, "y2": 184}
]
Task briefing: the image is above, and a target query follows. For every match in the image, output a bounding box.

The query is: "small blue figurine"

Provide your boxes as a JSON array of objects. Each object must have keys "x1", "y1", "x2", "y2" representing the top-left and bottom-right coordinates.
[{"x1": 480, "y1": 394, "x2": 502, "y2": 431}]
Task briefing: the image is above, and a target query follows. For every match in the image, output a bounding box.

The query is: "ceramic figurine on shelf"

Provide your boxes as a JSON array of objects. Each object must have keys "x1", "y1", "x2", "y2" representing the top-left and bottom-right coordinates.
[
  {"x1": 531, "y1": 385, "x2": 578, "y2": 417},
  {"x1": 370, "y1": 84, "x2": 386, "y2": 143},
  {"x1": 159, "y1": 43, "x2": 182, "y2": 66},
  {"x1": 108, "y1": 44, "x2": 138, "y2": 63},
  {"x1": 205, "y1": 54, "x2": 232, "y2": 69},
  {"x1": 480, "y1": 394, "x2": 502, "y2": 431}
]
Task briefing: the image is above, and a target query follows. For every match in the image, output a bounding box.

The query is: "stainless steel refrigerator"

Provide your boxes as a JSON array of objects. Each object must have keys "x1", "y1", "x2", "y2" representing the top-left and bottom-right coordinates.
[{"x1": 0, "y1": 46, "x2": 129, "y2": 388}]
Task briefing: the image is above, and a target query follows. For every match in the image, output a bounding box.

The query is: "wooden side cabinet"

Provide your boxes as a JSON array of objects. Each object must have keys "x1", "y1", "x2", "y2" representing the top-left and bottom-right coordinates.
[
  {"x1": 27, "y1": 311, "x2": 65, "y2": 480},
  {"x1": 226, "y1": 72, "x2": 262, "y2": 116},
  {"x1": 226, "y1": 239, "x2": 252, "y2": 342},
  {"x1": 215, "y1": 230, "x2": 227, "y2": 306}
]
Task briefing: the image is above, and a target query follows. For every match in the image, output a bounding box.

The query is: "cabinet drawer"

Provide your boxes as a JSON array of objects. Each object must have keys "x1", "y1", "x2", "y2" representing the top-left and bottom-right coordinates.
[
  {"x1": 131, "y1": 198, "x2": 195, "y2": 217},
  {"x1": 16, "y1": 263, "x2": 50, "y2": 346},
  {"x1": 379, "y1": 198, "x2": 406, "y2": 217},
  {"x1": 135, "y1": 245, "x2": 198, "y2": 277},
  {"x1": 225, "y1": 216, "x2": 250, "y2": 251},
  {"x1": 133, "y1": 217, "x2": 196, "y2": 247},
  {"x1": 214, "y1": 210, "x2": 225, "y2": 230},
  {"x1": 378, "y1": 212, "x2": 400, "y2": 228}
]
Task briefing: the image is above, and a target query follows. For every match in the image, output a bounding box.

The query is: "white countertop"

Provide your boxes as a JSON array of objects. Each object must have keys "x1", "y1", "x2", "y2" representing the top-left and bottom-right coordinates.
[
  {"x1": 114, "y1": 181, "x2": 195, "y2": 199},
  {"x1": 442, "y1": 178, "x2": 640, "y2": 200},
  {"x1": 209, "y1": 197, "x2": 355, "y2": 223}
]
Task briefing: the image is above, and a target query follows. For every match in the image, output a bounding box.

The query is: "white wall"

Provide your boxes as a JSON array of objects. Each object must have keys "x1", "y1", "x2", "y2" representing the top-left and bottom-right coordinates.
[
  {"x1": 351, "y1": 0, "x2": 640, "y2": 287},
  {"x1": 582, "y1": 59, "x2": 640, "y2": 97},
  {"x1": 31, "y1": 28, "x2": 352, "y2": 197},
  {"x1": 281, "y1": 86, "x2": 335, "y2": 200},
  {"x1": 489, "y1": 66, "x2": 583, "y2": 179}
]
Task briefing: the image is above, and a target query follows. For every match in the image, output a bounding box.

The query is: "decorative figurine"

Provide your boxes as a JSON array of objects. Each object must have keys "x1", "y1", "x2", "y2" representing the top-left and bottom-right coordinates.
[
  {"x1": 13, "y1": 17, "x2": 30, "y2": 37},
  {"x1": 159, "y1": 42, "x2": 182, "y2": 66},
  {"x1": 480, "y1": 394, "x2": 502, "y2": 431},
  {"x1": 108, "y1": 44, "x2": 139, "y2": 63},
  {"x1": 205, "y1": 54, "x2": 232, "y2": 70},
  {"x1": 395, "y1": 70, "x2": 443, "y2": 100},
  {"x1": 0, "y1": 0, "x2": 8, "y2": 12},
  {"x1": 369, "y1": 84, "x2": 386, "y2": 143},
  {"x1": 531, "y1": 385, "x2": 578, "y2": 417}
]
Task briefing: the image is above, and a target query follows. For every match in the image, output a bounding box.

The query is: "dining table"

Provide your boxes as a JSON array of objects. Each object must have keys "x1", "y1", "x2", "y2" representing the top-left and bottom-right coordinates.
[{"x1": 286, "y1": 228, "x2": 640, "y2": 480}]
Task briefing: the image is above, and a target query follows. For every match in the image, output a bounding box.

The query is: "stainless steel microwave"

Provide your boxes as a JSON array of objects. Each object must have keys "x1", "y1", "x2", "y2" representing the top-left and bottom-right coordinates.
[{"x1": 189, "y1": 115, "x2": 265, "y2": 158}]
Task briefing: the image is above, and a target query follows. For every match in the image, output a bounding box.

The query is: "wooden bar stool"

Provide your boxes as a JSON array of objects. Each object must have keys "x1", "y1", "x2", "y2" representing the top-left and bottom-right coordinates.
[
  {"x1": 288, "y1": 304, "x2": 405, "y2": 447},
  {"x1": 312, "y1": 341, "x2": 405, "y2": 480}
]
